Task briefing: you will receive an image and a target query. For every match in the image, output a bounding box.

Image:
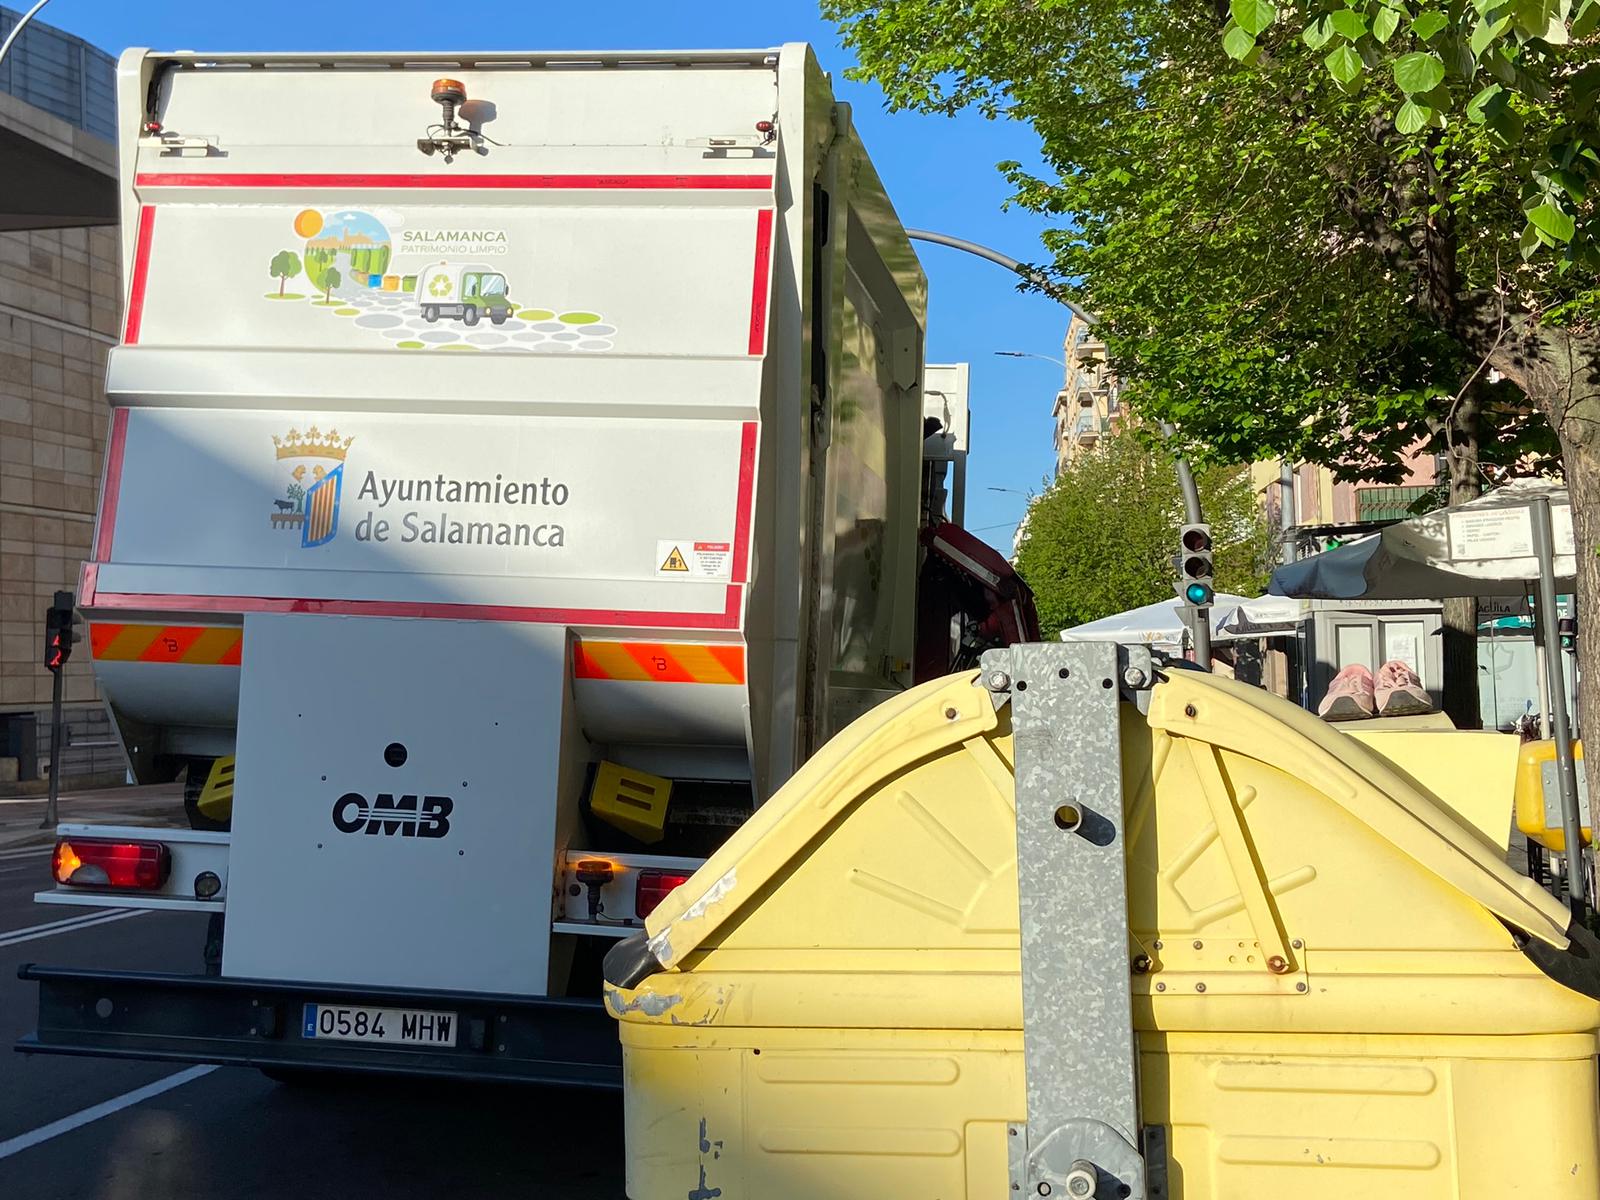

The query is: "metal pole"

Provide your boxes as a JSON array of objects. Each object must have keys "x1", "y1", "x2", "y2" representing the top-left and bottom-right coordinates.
[
  {"x1": 0, "y1": 0, "x2": 53, "y2": 72},
  {"x1": 1532, "y1": 581, "x2": 1552, "y2": 736},
  {"x1": 906, "y1": 230, "x2": 1098, "y2": 326},
  {"x1": 1279, "y1": 462, "x2": 1297, "y2": 565},
  {"x1": 1532, "y1": 498, "x2": 1586, "y2": 919},
  {"x1": 923, "y1": 230, "x2": 1210, "y2": 665},
  {"x1": 40, "y1": 662, "x2": 63, "y2": 831}
]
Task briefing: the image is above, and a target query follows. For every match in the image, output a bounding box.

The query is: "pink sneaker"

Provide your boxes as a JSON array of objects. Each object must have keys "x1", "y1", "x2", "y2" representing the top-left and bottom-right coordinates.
[
  {"x1": 1375, "y1": 659, "x2": 1432, "y2": 716},
  {"x1": 1319, "y1": 664, "x2": 1375, "y2": 720}
]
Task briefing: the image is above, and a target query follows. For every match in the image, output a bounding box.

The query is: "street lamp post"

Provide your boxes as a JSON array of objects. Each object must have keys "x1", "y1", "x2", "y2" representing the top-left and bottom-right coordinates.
[{"x1": 0, "y1": 1, "x2": 56, "y2": 70}]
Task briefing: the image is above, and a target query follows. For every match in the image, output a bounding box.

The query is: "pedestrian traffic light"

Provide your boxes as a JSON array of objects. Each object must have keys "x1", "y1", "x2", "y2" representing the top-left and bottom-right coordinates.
[
  {"x1": 1559, "y1": 616, "x2": 1577, "y2": 651},
  {"x1": 43, "y1": 591, "x2": 77, "y2": 673},
  {"x1": 1178, "y1": 523, "x2": 1214, "y2": 607}
]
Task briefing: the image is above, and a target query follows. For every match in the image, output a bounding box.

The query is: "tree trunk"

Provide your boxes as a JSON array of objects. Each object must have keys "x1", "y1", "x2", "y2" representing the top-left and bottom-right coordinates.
[
  {"x1": 1438, "y1": 385, "x2": 1484, "y2": 729},
  {"x1": 1492, "y1": 324, "x2": 1600, "y2": 812}
]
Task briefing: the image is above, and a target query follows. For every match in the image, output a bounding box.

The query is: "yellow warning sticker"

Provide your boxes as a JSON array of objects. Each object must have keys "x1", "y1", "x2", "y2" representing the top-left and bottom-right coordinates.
[{"x1": 656, "y1": 539, "x2": 733, "y2": 579}]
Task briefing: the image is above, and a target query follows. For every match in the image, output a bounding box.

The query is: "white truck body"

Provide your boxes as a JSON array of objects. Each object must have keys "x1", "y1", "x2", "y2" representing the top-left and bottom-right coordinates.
[{"x1": 21, "y1": 45, "x2": 936, "y2": 1083}]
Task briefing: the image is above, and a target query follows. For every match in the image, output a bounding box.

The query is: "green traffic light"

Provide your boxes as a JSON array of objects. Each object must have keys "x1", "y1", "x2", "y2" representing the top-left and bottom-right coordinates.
[{"x1": 1184, "y1": 583, "x2": 1213, "y2": 606}]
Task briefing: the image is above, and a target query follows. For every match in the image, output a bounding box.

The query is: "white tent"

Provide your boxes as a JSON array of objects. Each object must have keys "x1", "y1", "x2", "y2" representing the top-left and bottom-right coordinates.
[{"x1": 1060, "y1": 594, "x2": 1256, "y2": 646}]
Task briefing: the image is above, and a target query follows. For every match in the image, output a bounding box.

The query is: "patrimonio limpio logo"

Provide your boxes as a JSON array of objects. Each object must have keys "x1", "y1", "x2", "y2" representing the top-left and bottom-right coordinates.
[{"x1": 270, "y1": 426, "x2": 355, "y2": 548}]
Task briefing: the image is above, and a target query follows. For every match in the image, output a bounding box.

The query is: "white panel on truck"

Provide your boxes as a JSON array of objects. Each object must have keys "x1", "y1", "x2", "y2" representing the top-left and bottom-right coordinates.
[
  {"x1": 99, "y1": 407, "x2": 751, "y2": 623},
  {"x1": 222, "y1": 613, "x2": 567, "y2": 994}
]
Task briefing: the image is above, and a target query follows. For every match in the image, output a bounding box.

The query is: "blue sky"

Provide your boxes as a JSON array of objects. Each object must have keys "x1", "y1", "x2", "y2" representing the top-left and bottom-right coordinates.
[{"x1": 50, "y1": 0, "x2": 1067, "y2": 553}]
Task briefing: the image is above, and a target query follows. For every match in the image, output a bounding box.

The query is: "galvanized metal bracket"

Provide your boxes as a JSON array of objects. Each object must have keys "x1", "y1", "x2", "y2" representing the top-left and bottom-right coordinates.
[{"x1": 986, "y1": 641, "x2": 1150, "y2": 1200}]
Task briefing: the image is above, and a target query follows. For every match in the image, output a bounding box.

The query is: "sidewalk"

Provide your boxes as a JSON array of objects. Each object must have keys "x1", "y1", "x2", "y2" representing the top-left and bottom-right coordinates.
[{"x1": 0, "y1": 783, "x2": 184, "y2": 853}]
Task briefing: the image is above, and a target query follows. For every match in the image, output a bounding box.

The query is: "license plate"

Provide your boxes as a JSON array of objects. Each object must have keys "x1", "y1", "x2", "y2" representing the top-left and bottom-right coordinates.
[{"x1": 301, "y1": 1003, "x2": 457, "y2": 1047}]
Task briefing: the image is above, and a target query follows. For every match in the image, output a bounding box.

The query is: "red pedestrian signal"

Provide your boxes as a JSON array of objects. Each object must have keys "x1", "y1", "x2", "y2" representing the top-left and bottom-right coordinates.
[{"x1": 42, "y1": 591, "x2": 77, "y2": 673}]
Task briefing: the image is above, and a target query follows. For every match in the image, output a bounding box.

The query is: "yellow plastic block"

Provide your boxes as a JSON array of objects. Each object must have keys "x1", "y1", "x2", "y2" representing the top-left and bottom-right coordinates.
[
  {"x1": 1515, "y1": 738, "x2": 1590, "y2": 851},
  {"x1": 589, "y1": 760, "x2": 671, "y2": 844},
  {"x1": 197, "y1": 755, "x2": 235, "y2": 823}
]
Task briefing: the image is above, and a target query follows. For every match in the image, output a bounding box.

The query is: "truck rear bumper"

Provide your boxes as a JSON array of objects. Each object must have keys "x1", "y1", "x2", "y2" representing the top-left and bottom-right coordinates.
[{"x1": 15, "y1": 964, "x2": 621, "y2": 1087}]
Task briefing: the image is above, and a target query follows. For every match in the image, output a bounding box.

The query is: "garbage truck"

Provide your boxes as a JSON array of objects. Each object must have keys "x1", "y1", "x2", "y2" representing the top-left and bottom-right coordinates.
[
  {"x1": 16, "y1": 44, "x2": 1037, "y2": 1084},
  {"x1": 605, "y1": 642, "x2": 1600, "y2": 1199}
]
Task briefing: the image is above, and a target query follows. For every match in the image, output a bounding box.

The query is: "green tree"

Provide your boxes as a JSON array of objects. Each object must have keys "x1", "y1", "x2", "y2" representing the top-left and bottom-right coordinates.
[
  {"x1": 1015, "y1": 424, "x2": 1273, "y2": 637},
  {"x1": 322, "y1": 265, "x2": 342, "y2": 303},
  {"x1": 269, "y1": 249, "x2": 301, "y2": 297},
  {"x1": 827, "y1": 0, "x2": 1596, "y2": 730}
]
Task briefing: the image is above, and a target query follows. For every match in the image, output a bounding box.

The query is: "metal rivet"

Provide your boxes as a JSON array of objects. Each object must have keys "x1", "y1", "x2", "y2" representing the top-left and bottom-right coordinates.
[
  {"x1": 1037, "y1": 1184, "x2": 1052, "y2": 1196},
  {"x1": 1016, "y1": 680, "x2": 1029, "y2": 692},
  {"x1": 1267, "y1": 955, "x2": 1289, "y2": 974},
  {"x1": 1155, "y1": 982, "x2": 1166, "y2": 992},
  {"x1": 1184, "y1": 704, "x2": 1197, "y2": 718},
  {"x1": 1291, "y1": 939, "x2": 1303, "y2": 950},
  {"x1": 1057, "y1": 667, "x2": 1070, "y2": 679},
  {"x1": 1131, "y1": 955, "x2": 1151, "y2": 974},
  {"x1": 1195, "y1": 982, "x2": 1207, "y2": 993},
  {"x1": 1296, "y1": 982, "x2": 1308, "y2": 992},
  {"x1": 1192, "y1": 939, "x2": 1203, "y2": 950},
  {"x1": 943, "y1": 706, "x2": 960, "y2": 720},
  {"x1": 1151, "y1": 940, "x2": 1163, "y2": 950}
]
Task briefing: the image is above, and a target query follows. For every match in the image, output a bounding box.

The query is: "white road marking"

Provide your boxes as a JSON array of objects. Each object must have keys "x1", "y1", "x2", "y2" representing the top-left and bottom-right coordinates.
[
  {"x1": 0, "y1": 1065, "x2": 218, "y2": 1161},
  {"x1": 0, "y1": 908, "x2": 144, "y2": 948},
  {"x1": 0, "y1": 797, "x2": 49, "y2": 806}
]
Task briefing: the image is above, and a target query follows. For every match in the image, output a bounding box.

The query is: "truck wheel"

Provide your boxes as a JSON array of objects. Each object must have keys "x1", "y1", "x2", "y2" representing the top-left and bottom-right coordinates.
[
  {"x1": 462, "y1": 306, "x2": 480, "y2": 327},
  {"x1": 423, "y1": 306, "x2": 438, "y2": 322},
  {"x1": 490, "y1": 312, "x2": 507, "y2": 326}
]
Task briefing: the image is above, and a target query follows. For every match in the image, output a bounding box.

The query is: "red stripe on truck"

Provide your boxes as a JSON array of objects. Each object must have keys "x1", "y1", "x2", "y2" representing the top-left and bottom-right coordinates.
[
  {"x1": 133, "y1": 173, "x2": 774, "y2": 191},
  {"x1": 123, "y1": 206, "x2": 156, "y2": 344},
  {"x1": 747, "y1": 208, "x2": 775, "y2": 355},
  {"x1": 93, "y1": 409, "x2": 128, "y2": 564},
  {"x1": 84, "y1": 584, "x2": 745, "y2": 630},
  {"x1": 732, "y1": 421, "x2": 757, "y2": 585}
]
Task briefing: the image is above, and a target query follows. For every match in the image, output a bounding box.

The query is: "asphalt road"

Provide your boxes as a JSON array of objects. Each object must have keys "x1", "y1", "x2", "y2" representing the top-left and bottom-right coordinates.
[{"x1": 0, "y1": 789, "x2": 627, "y2": 1199}]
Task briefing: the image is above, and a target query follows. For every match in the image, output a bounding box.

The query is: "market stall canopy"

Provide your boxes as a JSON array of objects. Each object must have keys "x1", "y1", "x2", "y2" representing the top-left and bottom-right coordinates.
[
  {"x1": 1060, "y1": 594, "x2": 1255, "y2": 645},
  {"x1": 1269, "y1": 481, "x2": 1574, "y2": 600}
]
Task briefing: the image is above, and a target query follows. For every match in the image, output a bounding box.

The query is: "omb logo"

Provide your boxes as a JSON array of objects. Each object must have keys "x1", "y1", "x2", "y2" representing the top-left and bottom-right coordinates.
[{"x1": 331, "y1": 792, "x2": 453, "y2": 838}]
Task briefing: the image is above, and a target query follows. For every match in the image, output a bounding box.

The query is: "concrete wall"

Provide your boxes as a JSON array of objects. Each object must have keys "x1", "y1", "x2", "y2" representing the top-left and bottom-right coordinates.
[{"x1": 0, "y1": 224, "x2": 120, "y2": 783}]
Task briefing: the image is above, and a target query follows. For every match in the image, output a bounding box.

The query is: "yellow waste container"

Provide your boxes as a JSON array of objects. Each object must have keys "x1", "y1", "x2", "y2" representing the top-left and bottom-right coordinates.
[
  {"x1": 1515, "y1": 738, "x2": 1590, "y2": 851},
  {"x1": 606, "y1": 669, "x2": 1600, "y2": 1200}
]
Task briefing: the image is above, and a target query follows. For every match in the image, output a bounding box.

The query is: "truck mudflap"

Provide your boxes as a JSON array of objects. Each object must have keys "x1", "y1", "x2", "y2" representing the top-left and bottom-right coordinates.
[{"x1": 15, "y1": 965, "x2": 621, "y2": 1087}]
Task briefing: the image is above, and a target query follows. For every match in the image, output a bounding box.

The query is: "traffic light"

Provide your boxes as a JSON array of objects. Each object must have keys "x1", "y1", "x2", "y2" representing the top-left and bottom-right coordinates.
[
  {"x1": 1178, "y1": 523, "x2": 1214, "y2": 607},
  {"x1": 43, "y1": 591, "x2": 77, "y2": 673},
  {"x1": 1559, "y1": 616, "x2": 1577, "y2": 651}
]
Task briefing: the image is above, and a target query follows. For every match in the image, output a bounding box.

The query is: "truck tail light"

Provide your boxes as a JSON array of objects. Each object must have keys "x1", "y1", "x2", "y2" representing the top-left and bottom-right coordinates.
[
  {"x1": 635, "y1": 869, "x2": 692, "y2": 919},
  {"x1": 53, "y1": 838, "x2": 170, "y2": 890}
]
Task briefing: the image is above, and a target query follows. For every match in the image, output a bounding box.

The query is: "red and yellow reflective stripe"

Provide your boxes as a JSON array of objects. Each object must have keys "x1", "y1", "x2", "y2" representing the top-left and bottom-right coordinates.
[
  {"x1": 89, "y1": 623, "x2": 243, "y2": 665},
  {"x1": 573, "y1": 641, "x2": 745, "y2": 685}
]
